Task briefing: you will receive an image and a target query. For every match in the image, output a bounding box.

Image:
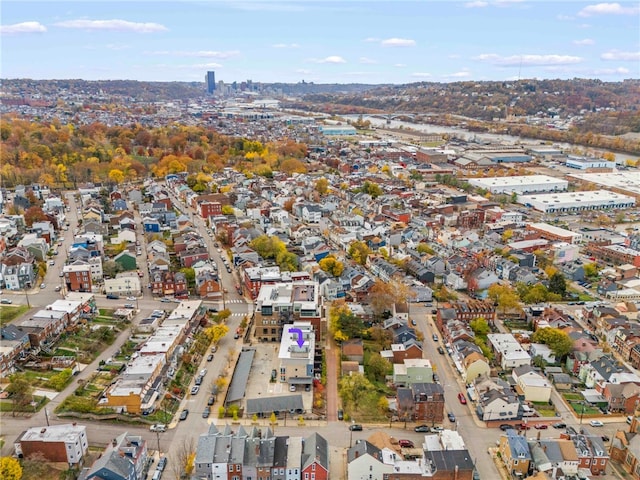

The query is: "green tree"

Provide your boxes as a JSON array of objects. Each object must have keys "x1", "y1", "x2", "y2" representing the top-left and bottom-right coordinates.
[
  {"x1": 102, "y1": 260, "x2": 123, "y2": 278},
  {"x1": 531, "y1": 327, "x2": 573, "y2": 360},
  {"x1": 276, "y1": 250, "x2": 298, "y2": 271},
  {"x1": 361, "y1": 181, "x2": 383, "y2": 199},
  {"x1": 329, "y1": 302, "x2": 364, "y2": 340},
  {"x1": 204, "y1": 324, "x2": 229, "y2": 344},
  {"x1": 470, "y1": 317, "x2": 490, "y2": 337},
  {"x1": 221, "y1": 205, "x2": 234, "y2": 215},
  {"x1": 583, "y1": 263, "x2": 600, "y2": 279},
  {"x1": 0, "y1": 457, "x2": 22, "y2": 480},
  {"x1": 180, "y1": 267, "x2": 196, "y2": 289},
  {"x1": 338, "y1": 373, "x2": 375, "y2": 412},
  {"x1": 318, "y1": 256, "x2": 344, "y2": 277},
  {"x1": 46, "y1": 368, "x2": 73, "y2": 391},
  {"x1": 315, "y1": 177, "x2": 329, "y2": 195},
  {"x1": 488, "y1": 284, "x2": 520, "y2": 313},
  {"x1": 250, "y1": 234, "x2": 286, "y2": 260},
  {"x1": 6, "y1": 373, "x2": 33, "y2": 415},
  {"x1": 416, "y1": 243, "x2": 435, "y2": 255},
  {"x1": 214, "y1": 309, "x2": 232, "y2": 322},
  {"x1": 348, "y1": 240, "x2": 371, "y2": 266},
  {"x1": 366, "y1": 353, "x2": 391, "y2": 382},
  {"x1": 549, "y1": 272, "x2": 567, "y2": 297}
]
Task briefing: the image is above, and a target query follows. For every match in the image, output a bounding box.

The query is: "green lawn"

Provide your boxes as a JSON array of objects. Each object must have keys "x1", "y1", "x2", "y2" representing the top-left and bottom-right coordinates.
[
  {"x1": 0, "y1": 304, "x2": 30, "y2": 326},
  {"x1": 532, "y1": 402, "x2": 557, "y2": 417},
  {"x1": 0, "y1": 395, "x2": 48, "y2": 412},
  {"x1": 563, "y1": 392, "x2": 584, "y2": 401}
]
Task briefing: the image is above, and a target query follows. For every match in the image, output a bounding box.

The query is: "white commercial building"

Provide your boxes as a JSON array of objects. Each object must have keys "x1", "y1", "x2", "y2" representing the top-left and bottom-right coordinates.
[
  {"x1": 487, "y1": 333, "x2": 531, "y2": 370},
  {"x1": 467, "y1": 175, "x2": 568, "y2": 194},
  {"x1": 518, "y1": 190, "x2": 635, "y2": 213},
  {"x1": 278, "y1": 320, "x2": 315, "y2": 387},
  {"x1": 569, "y1": 171, "x2": 640, "y2": 198},
  {"x1": 15, "y1": 423, "x2": 88, "y2": 465}
]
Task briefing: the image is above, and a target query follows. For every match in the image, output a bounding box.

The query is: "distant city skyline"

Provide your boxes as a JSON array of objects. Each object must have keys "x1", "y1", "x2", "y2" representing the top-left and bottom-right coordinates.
[{"x1": 1, "y1": 1, "x2": 639, "y2": 84}]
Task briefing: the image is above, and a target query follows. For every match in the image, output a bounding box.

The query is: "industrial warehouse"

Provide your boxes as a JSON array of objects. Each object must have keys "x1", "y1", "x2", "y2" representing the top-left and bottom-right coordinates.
[
  {"x1": 467, "y1": 175, "x2": 568, "y2": 194},
  {"x1": 517, "y1": 190, "x2": 636, "y2": 213}
]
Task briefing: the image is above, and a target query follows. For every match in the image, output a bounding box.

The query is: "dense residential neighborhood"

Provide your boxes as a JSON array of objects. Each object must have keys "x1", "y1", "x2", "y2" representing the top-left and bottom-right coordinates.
[{"x1": 1, "y1": 80, "x2": 640, "y2": 480}]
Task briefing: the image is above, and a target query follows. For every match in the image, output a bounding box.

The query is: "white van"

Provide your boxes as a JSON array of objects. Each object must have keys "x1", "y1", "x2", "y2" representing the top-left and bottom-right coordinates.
[
  {"x1": 200, "y1": 368, "x2": 207, "y2": 377},
  {"x1": 152, "y1": 469, "x2": 162, "y2": 480}
]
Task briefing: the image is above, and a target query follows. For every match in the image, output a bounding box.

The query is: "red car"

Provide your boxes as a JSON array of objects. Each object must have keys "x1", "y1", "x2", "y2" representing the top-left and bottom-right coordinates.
[
  {"x1": 457, "y1": 393, "x2": 467, "y2": 405},
  {"x1": 534, "y1": 424, "x2": 548, "y2": 430},
  {"x1": 519, "y1": 423, "x2": 531, "y2": 430}
]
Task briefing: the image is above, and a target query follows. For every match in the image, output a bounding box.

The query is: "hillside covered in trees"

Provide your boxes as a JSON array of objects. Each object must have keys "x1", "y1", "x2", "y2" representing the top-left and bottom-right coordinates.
[{"x1": 0, "y1": 118, "x2": 308, "y2": 188}]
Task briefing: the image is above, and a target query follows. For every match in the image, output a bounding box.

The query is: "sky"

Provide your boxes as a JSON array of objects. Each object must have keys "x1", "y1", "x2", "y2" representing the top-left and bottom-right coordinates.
[{"x1": 1, "y1": 1, "x2": 639, "y2": 84}]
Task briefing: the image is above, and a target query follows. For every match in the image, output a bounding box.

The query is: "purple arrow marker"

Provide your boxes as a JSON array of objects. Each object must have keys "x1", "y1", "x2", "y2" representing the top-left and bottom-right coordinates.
[{"x1": 289, "y1": 328, "x2": 305, "y2": 347}]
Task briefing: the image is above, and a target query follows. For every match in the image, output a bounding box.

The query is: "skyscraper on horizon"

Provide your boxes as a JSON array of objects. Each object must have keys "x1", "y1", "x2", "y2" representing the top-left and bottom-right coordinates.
[{"x1": 206, "y1": 71, "x2": 215, "y2": 94}]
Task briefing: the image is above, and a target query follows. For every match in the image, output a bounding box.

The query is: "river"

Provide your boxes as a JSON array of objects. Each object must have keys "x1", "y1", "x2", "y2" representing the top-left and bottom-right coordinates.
[{"x1": 343, "y1": 114, "x2": 639, "y2": 164}]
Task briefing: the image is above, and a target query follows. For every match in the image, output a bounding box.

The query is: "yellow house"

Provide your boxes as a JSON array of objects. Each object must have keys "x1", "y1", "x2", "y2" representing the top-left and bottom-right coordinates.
[
  {"x1": 499, "y1": 430, "x2": 532, "y2": 477},
  {"x1": 463, "y1": 351, "x2": 491, "y2": 382}
]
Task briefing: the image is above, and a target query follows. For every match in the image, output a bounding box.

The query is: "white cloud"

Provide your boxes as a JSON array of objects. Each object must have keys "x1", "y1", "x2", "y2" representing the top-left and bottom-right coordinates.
[
  {"x1": 593, "y1": 67, "x2": 630, "y2": 74},
  {"x1": 474, "y1": 53, "x2": 583, "y2": 66},
  {"x1": 54, "y1": 19, "x2": 168, "y2": 33},
  {"x1": 381, "y1": 37, "x2": 416, "y2": 47},
  {"x1": 0, "y1": 21, "x2": 47, "y2": 34},
  {"x1": 359, "y1": 57, "x2": 377, "y2": 64},
  {"x1": 573, "y1": 38, "x2": 595, "y2": 45},
  {"x1": 446, "y1": 70, "x2": 472, "y2": 78},
  {"x1": 191, "y1": 62, "x2": 223, "y2": 69},
  {"x1": 601, "y1": 50, "x2": 640, "y2": 61},
  {"x1": 148, "y1": 50, "x2": 239, "y2": 59},
  {"x1": 394, "y1": 63, "x2": 407, "y2": 67},
  {"x1": 465, "y1": 1, "x2": 488, "y2": 7},
  {"x1": 272, "y1": 43, "x2": 299, "y2": 49},
  {"x1": 578, "y1": 3, "x2": 640, "y2": 17},
  {"x1": 411, "y1": 72, "x2": 432, "y2": 78},
  {"x1": 314, "y1": 56, "x2": 346, "y2": 64}
]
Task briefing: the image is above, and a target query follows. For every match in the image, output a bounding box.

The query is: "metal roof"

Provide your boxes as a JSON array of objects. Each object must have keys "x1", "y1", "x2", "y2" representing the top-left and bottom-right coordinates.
[{"x1": 225, "y1": 348, "x2": 255, "y2": 404}]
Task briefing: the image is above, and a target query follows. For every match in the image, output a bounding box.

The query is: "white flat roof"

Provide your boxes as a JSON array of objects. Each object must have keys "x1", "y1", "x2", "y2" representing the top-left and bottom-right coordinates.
[
  {"x1": 569, "y1": 172, "x2": 640, "y2": 195},
  {"x1": 467, "y1": 175, "x2": 567, "y2": 188},
  {"x1": 20, "y1": 424, "x2": 85, "y2": 443},
  {"x1": 528, "y1": 222, "x2": 582, "y2": 238}
]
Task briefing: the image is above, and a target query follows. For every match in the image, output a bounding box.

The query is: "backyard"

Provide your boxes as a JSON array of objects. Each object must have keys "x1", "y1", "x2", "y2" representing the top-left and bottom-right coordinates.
[
  {"x1": 56, "y1": 371, "x2": 117, "y2": 415},
  {"x1": 563, "y1": 392, "x2": 602, "y2": 416},
  {"x1": 53, "y1": 321, "x2": 121, "y2": 364},
  {"x1": 0, "y1": 304, "x2": 29, "y2": 326}
]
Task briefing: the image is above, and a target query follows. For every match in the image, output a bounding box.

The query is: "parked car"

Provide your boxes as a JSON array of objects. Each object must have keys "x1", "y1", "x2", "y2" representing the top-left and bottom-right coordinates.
[
  {"x1": 179, "y1": 409, "x2": 189, "y2": 421},
  {"x1": 411, "y1": 319, "x2": 417, "y2": 326},
  {"x1": 414, "y1": 425, "x2": 430, "y2": 433},
  {"x1": 552, "y1": 422, "x2": 567, "y2": 429},
  {"x1": 518, "y1": 423, "x2": 532, "y2": 430},
  {"x1": 433, "y1": 373, "x2": 439, "y2": 383},
  {"x1": 432, "y1": 334, "x2": 439, "y2": 342},
  {"x1": 211, "y1": 345, "x2": 217, "y2": 353},
  {"x1": 106, "y1": 294, "x2": 119, "y2": 300},
  {"x1": 534, "y1": 424, "x2": 548, "y2": 430},
  {"x1": 398, "y1": 439, "x2": 414, "y2": 448},
  {"x1": 338, "y1": 409, "x2": 344, "y2": 420},
  {"x1": 457, "y1": 393, "x2": 467, "y2": 405},
  {"x1": 207, "y1": 396, "x2": 215, "y2": 406},
  {"x1": 202, "y1": 407, "x2": 210, "y2": 418},
  {"x1": 150, "y1": 424, "x2": 167, "y2": 432},
  {"x1": 49, "y1": 260, "x2": 55, "y2": 266},
  {"x1": 601, "y1": 435, "x2": 610, "y2": 442},
  {"x1": 55, "y1": 286, "x2": 61, "y2": 292},
  {"x1": 126, "y1": 296, "x2": 136, "y2": 301},
  {"x1": 589, "y1": 420, "x2": 604, "y2": 427},
  {"x1": 448, "y1": 413, "x2": 456, "y2": 422},
  {"x1": 499, "y1": 424, "x2": 514, "y2": 431},
  {"x1": 160, "y1": 298, "x2": 172, "y2": 303},
  {"x1": 0, "y1": 299, "x2": 12, "y2": 304},
  {"x1": 157, "y1": 457, "x2": 167, "y2": 471},
  {"x1": 289, "y1": 385, "x2": 296, "y2": 392},
  {"x1": 349, "y1": 424, "x2": 363, "y2": 431},
  {"x1": 40, "y1": 283, "x2": 46, "y2": 289},
  {"x1": 430, "y1": 426, "x2": 444, "y2": 433},
  {"x1": 437, "y1": 346, "x2": 445, "y2": 355},
  {"x1": 191, "y1": 386, "x2": 200, "y2": 395},
  {"x1": 206, "y1": 354, "x2": 214, "y2": 362}
]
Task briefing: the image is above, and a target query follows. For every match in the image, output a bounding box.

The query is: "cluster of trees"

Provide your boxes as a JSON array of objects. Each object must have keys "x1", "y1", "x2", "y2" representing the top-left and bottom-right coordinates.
[
  {"x1": 318, "y1": 255, "x2": 344, "y2": 277},
  {"x1": 249, "y1": 235, "x2": 298, "y2": 271},
  {"x1": 488, "y1": 272, "x2": 569, "y2": 311},
  {"x1": 329, "y1": 302, "x2": 365, "y2": 342},
  {"x1": 469, "y1": 317, "x2": 494, "y2": 360},
  {"x1": 0, "y1": 117, "x2": 309, "y2": 188},
  {"x1": 531, "y1": 327, "x2": 573, "y2": 360}
]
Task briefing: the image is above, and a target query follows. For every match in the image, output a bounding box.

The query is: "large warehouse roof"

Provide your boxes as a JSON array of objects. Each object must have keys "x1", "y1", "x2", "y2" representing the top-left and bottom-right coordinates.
[
  {"x1": 467, "y1": 175, "x2": 568, "y2": 193},
  {"x1": 518, "y1": 190, "x2": 635, "y2": 213}
]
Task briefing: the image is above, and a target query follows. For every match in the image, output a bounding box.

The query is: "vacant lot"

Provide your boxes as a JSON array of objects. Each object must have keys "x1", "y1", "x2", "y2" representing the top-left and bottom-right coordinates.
[{"x1": 0, "y1": 304, "x2": 29, "y2": 326}]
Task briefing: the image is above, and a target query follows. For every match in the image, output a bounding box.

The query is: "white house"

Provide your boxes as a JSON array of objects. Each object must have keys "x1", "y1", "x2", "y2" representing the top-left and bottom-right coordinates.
[
  {"x1": 529, "y1": 343, "x2": 556, "y2": 364},
  {"x1": 487, "y1": 333, "x2": 531, "y2": 370},
  {"x1": 347, "y1": 441, "x2": 394, "y2": 480},
  {"x1": 104, "y1": 272, "x2": 142, "y2": 296},
  {"x1": 393, "y1": 358, "x2": 433, "y2": 387},
  {"x1": 512, "y1": 365, "x2": 552, "y2": 402},
  {"x1": 111, "y1": 229, "x2": 136, "y2": 245}
]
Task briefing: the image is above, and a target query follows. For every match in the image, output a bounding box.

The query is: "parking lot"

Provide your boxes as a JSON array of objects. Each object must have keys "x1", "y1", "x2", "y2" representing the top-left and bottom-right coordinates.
[{"x1": 242, "y1": 343, "x2": 314, "y2": 415}]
